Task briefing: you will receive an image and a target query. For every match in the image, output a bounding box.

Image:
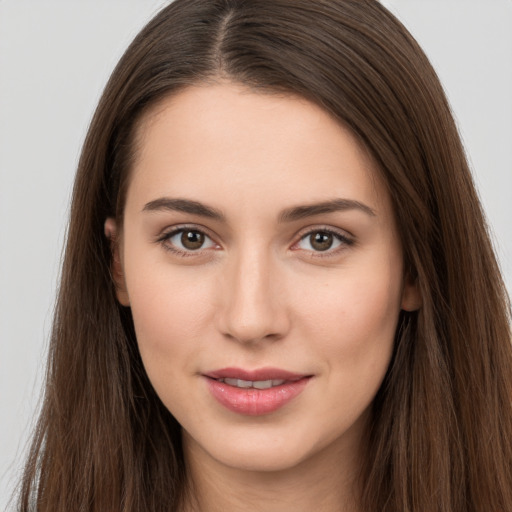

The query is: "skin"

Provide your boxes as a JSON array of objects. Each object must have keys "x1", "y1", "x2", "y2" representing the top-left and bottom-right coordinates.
[{"x1": 106, "y1": 82, "x2": 420, "y2": 512}]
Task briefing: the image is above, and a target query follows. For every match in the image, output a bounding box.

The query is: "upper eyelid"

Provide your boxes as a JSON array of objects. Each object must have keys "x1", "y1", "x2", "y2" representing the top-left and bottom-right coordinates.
[
  {"x1": 155, "y1": 225, "x2": 220, "y2": 253},
  {"x1": 294, "y1": 224, "x2": 354, "y2": 241},
  {"x1": 291, "y1": 226, "x2": 355, "y2": 255},
  {"x1": 156, "y1": 226, "x2": 220, "y2": 257},
  {"x1": 155, "y1": 223, "x2": 354, "y2": 250},
  {"x1": 157, "y1": 223, "x2": 217, "y2": 241}
]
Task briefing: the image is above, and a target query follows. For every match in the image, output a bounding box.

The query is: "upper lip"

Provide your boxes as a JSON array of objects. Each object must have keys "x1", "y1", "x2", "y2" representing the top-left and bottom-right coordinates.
[{"x1": 204, "y1": 367, "x2": 309, "y2": 381}]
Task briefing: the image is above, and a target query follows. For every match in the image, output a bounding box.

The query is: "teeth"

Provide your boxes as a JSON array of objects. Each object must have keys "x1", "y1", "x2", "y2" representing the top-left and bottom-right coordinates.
[
  {"x1": 253, "y1": 380, "x2": 273, "y2": 389},
  {"x1": 221, "y1": 378, "x2": 286, "y2": 389},
  {"x1": 224, "y1": 378, "x2": 253, "y2": 388}
]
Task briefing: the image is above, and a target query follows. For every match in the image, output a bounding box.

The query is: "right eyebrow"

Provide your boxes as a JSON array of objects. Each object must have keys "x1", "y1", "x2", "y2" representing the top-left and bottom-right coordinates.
[{"x1": 142, "y1": 197, "x2": 225, "y2": 221}]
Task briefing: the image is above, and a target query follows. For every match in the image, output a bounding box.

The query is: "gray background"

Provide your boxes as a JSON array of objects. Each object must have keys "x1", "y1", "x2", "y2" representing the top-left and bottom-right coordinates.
[{"x1": 1, "y1": 0, "x2": 511, "y2": 507}]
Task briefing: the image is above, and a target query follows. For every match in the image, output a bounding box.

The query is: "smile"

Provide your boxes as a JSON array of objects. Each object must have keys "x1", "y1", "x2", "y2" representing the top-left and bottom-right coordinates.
[
  {"x1": 218, "y1": 378, "x2": 287, "y2": 389},
  {"x1": 204, "y1": 368, "x2": 312, "y2": 415}
]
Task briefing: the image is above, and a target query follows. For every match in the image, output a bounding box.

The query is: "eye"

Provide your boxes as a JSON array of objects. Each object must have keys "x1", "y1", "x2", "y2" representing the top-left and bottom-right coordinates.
[
  {"x1": 295, "y1": 229, "x2": 352, "y2": 253},
  {"x1": 160, "y1": 227, "x2": 218, "y2": 254}
]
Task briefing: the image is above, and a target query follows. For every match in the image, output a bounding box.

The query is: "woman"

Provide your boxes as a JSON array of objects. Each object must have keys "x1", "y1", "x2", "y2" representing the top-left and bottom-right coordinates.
[{"x1": 18, "y1": 0, "x2": 512, "y2": 511}]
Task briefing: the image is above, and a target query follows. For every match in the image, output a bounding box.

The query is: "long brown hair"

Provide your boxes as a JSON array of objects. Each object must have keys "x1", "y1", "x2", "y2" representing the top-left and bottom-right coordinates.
[{"x1": 18, "y1": 1, "x2": 512, "y2": 510}]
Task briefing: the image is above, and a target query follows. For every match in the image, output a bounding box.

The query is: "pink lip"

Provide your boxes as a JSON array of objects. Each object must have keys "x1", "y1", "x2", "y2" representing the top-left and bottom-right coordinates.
[
  {"x1": 204, "y1": 367, "x2": 312, "y2": 416},
  {"x1": 205, "y1": 367, "x2": 307, "y2": 381}
]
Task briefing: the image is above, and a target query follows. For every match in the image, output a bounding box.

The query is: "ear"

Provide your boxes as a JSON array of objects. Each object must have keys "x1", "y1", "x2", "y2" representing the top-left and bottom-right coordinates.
[
  {"x1": 104, "y1": 218, "x2": 130, "y2": 307},
  {"x1": 401, "y1": 274, "x2": 422, "y2": 312}
]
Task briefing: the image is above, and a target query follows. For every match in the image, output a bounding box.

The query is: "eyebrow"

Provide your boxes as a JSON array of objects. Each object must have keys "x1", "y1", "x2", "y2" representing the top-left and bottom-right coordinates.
[
  {"x1": 142, "y1": 197, "x2": 376, "y2": 222},
  {"x1": 278, "y1": 198, "x2": 376, "y2": 223},
  {"x1": 142, "y1": 198, "x2": 225, "y2": 221}
]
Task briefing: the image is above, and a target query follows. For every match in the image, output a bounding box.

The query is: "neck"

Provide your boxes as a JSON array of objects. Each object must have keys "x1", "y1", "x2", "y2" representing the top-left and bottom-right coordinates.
[{"x1": 180, "y1": 431, "x2": 363, "y2": 512}]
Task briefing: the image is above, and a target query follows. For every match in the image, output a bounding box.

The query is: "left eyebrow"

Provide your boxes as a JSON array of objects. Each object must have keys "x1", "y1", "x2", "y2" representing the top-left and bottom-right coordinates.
[{"x1": 278, "y1": 198, "x2": 376, "y2": 223}]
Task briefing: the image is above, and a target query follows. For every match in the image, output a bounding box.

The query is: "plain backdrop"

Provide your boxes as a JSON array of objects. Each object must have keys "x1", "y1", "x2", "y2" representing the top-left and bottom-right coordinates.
[{"x1": 1, "y1": 0, "x2": 511, "y2": 508}]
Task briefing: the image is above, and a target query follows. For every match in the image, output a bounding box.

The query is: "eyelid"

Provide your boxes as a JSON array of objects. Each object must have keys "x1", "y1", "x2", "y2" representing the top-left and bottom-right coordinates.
[
  {"x1": 290, "y1": 225, "x2": 355, "y2": 254},
  {"x1": 155, "y1": 223, "x2": 354, "y2": 258},
  {"x1": 156, "y1": 224, "x2": 221, "y2": 255}
]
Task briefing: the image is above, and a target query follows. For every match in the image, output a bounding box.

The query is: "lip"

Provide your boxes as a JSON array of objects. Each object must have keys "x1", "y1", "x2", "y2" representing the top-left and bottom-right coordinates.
[
  {"x1": 204, "y1": 367, "x2": 312, "y2": 416},
  {"x1": 205, "y1": 367, "x2": 307, "y2": 381}
]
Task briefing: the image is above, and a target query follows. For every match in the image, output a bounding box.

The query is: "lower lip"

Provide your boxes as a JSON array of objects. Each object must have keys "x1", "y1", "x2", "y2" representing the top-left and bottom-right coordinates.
[{"x1": 205, "y1": 377, "x2": 311, "y2": 416}]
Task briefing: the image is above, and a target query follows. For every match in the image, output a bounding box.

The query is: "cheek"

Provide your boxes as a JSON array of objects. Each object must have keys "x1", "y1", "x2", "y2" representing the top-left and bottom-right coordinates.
[
  {"x1": 299, "y1": 269, "x2": 402, "y2": 433},
  {"x1": 296, "y1": 262, "x2": 402, "y2": 384},
  {"x1": 123, "y1": 258, "x2": 215, "y2": 377},
  {"x1": 302, "y1": 266, "x2": 401, "y2": 336}
]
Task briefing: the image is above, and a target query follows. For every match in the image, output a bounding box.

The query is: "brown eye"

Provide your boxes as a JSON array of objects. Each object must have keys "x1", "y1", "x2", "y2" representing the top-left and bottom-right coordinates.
[
  {"x1": 295, "y1": 229, "x2": 351, "y2": 254},
  {"x1": 310, "y1": 231, "x2": 334, "y2": 251},
  {"x1": 181, "y1": 230, "x2": 205, "y2": 250},
  {"x1": 162, "y1": 228, "x2": 217, "y2": 254}
]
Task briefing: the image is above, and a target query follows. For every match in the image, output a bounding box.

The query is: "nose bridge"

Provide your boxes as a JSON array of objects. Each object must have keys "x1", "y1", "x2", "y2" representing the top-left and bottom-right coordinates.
[{"x1": 218, "y1": 242, "x2": 288, "y2": 344}]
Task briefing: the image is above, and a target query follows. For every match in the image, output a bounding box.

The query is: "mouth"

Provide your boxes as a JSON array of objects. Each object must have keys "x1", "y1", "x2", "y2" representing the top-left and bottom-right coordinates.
[
  {"x1": 203, "y1": 367, "x2": 312, "y2": 415},
  {"x1": 213, "y1": 377, "x2": 291, "y2": 389}
]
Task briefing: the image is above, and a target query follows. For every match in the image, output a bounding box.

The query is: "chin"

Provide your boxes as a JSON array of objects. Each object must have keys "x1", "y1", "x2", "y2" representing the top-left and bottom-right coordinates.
[
  {"x1": 212, "y1": 444, "x2": 313, "y2": 473},
  {"x1": 183, "y1": 419, "x2": 357, "y2": 476}
]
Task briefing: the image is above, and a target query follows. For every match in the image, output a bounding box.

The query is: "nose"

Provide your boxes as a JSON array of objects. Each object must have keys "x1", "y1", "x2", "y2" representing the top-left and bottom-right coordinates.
[{"x1": 215, "y1": 246, "x2": 290, "y2": 345}]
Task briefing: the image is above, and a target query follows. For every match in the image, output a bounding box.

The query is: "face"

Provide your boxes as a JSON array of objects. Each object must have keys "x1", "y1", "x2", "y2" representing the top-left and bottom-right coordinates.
[{"x1": 107, "y1": 82, "x2": 419, "y2": 475}]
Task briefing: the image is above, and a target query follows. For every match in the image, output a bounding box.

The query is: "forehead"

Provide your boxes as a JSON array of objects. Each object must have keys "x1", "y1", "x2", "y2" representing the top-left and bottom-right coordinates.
[{"x1": 126, "y1": 82, "x2": 389, "y2": 217}]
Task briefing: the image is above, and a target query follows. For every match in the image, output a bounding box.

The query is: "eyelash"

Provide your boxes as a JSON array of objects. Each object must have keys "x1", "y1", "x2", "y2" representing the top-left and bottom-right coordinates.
[
  {"x1": 292, "y1": 227, "x2": 354, "y2": 257},
  {"x1": 156, "y1": 225, "x2": 354, "y2": 258},
  {"x1": 156, "y1": 225, "x2": 219, "y2": 257}
]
